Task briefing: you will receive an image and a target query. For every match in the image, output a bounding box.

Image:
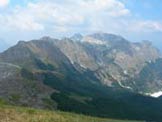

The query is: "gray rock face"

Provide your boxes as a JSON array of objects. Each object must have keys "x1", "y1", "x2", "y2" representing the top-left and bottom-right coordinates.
[{"x1": 84, "y1": 34, "x2": 161, "y2": 92}]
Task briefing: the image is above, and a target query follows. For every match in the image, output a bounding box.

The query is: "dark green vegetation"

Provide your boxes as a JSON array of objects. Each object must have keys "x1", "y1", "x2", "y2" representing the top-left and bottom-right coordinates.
[
  {"x1": 28, "y1": 59, "x2": 162, "y2": 121},
  {"x1": 41, "y1": 71, "x2": 162, "y2": 122},
  {"x1": 6, "y1": 58, "x2": 162, "y2": 121}
]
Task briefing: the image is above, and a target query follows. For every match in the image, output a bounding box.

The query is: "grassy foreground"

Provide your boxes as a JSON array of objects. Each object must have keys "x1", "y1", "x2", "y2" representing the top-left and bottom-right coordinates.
[{"x1": 0, "y1": 105, "x2": 144, "y2": 122}]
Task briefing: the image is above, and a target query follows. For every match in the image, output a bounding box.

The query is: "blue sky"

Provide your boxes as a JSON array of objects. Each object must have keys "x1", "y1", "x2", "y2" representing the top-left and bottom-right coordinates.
[
  {"x1": 122, "y1": 0, "x2": 162, "y2": 20},
  {"x1": 0, "y1": 0, "x2": 161, "y2": 51}
]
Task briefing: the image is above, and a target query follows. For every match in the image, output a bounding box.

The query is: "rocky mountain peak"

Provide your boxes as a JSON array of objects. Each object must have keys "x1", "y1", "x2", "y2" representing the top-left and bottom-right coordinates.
[
  {"x1": 40, "y1": 36, "x2": 53, "y2": 40},
  {"x1": 87, "y1": 33, "x2": 128, "y2": 43},
  {"x1": 70, "y1": 33, "x2": 83, "y2": 41},
  {"x1": 17, "y1": 40, "x2": 27, "y2": 46},
  {"x1": 0, "y1": 33, "x2": 161, "y2": 94}
]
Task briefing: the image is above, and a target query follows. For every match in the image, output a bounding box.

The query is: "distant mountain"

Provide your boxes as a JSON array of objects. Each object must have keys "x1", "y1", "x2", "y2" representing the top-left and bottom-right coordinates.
[
  {"x1": 0, "y1": 39, "x2": 10, "y2": 52},
  {"x1": 70, "y1": 33, "x2": 83, "y2": 41},
  {"x1": 0, "y1": 33, "x2": 162, "y2": 121},
  {"x1": 152, "y1": 40, "x2": 162, "y2": 53}
]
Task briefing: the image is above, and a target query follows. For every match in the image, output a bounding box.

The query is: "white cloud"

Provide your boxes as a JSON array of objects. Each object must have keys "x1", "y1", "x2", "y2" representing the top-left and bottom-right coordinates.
[
  {"x1": 0, "y1": 12, "x2": 44, "y2": 31},
  {"x1": 0, "y1": 0, "x2": 130, "y2": 32},
  {"x1": 79, "y1": 0, "x2": 130, "y2": 17},
  {"x1": 0, "y1": 0, "x2": 9, "y2": 7},
  {"x1": 0, "y1": 0, "x2": 162, "y2": 35},
  {"x1": 128, "y1": 21, "x2": 162, "y2": 32},
  {"x1": 27, "y1": 2, "x2": 84, "y2": 26}
]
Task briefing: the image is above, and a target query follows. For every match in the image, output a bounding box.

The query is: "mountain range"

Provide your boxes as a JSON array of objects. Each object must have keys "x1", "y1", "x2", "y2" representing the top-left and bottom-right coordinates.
[{"x1": 0, "y1": 33, "x2": 162, "y2": 121}]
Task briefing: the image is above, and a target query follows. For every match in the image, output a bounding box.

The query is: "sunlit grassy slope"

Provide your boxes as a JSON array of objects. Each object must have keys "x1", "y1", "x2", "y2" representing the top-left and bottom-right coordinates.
[{"x1": 0, "y1": 105, "x2": 144, "y2": 122}]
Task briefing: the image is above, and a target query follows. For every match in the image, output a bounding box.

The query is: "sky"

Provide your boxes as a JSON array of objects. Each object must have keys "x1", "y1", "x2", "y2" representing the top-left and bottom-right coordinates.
[{"x1": 0, "y1": 0, "x2": 161, "y2": 51}]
